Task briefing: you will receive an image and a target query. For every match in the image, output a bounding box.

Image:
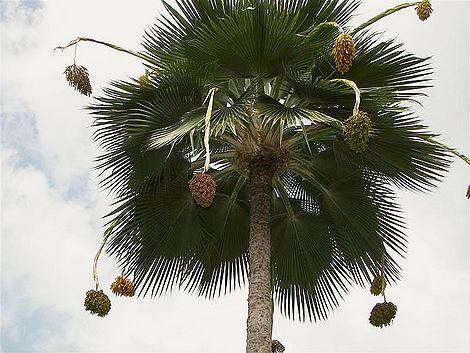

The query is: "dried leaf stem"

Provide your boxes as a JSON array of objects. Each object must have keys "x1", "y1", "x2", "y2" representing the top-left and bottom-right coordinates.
[
  {"x1": 55, "y1": 37, "x2": 158, "y2": 65},
  {"x1": 351, "y1": 2, "x2": 420, "y2": 37}
]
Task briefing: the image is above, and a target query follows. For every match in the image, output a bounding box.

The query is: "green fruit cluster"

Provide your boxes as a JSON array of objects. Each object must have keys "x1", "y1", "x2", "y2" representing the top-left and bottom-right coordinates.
[
  {"x1": 370, "y1": 275, "x2": 386, "y2": 296},
  {"x1": 139, "y1": 74, "x2": 151, "y2": 87},
  {"x1": 369, "y1": 302, "x2": 397, "y2": 328},
  {"x1": 84, "y1": 289, "x2": 111, "y2": 317},
  {"x1": 343, "y1": 111, "x2": 371, "y2": 153}
]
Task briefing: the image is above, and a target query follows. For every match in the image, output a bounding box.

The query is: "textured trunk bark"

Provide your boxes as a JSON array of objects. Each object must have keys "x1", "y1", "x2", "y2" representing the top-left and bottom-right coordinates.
[{"x1": 246, "y1": 156, "x2": 275, "y2": 353}]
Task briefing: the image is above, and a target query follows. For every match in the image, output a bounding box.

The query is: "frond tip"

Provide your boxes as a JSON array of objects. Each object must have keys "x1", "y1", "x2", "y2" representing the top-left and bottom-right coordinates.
[
  {"x1": 332, "y1": 33, "x2": 356, "y2": 74},
  {"x1": 416, "y1": 0, "x2": 433, "y2": 21},
  {"x1": 64, "y1": 64, "x2": 92, "y2": 96}
]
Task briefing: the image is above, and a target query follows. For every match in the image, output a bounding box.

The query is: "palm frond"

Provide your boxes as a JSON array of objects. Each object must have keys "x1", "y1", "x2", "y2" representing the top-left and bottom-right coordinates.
[
  {"x1": 333, "y1": 111, "x2": 451, "y2": 191},
  {"x1": 87, "y1": 0, "x2": 458, "y2": 325},
  {"x1": 143, "y1": 0, "x2": 360, "y2": 78},
  {"x1": 271, "y1": 210, "x2": 351, "y2": 321},
  {"x1": 107, "y1": 169, "x2": 251, "y2": 298},
  {"x1": 256, "y1": 97, "x2": 343, "y2": 128}
]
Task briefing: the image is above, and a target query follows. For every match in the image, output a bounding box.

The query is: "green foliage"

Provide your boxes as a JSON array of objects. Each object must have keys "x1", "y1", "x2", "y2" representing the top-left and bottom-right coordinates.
[{"x1": 89, "y1": 0, "x2": 450, "y2": 321}]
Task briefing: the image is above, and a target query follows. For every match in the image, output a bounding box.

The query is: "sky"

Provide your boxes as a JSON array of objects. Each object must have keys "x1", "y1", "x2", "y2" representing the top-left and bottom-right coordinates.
[{"x1": 0, "y1": 0, "x2": 469, "y2": 352}]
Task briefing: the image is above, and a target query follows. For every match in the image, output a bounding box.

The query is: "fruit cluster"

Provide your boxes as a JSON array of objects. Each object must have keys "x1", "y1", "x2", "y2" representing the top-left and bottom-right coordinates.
[
  {"x1": 369, "y1": 302, "x2": 397, "y2": 328},
  {"x1": 343, "y1": 111, "x2": 371, "y2": 153},
  {"x1": 332, "y1": 33, "x2": 356, "y2": 74},
  {"x1": 64, "y1": 64, "x2": 92, "y2": 96},
  {"x1": 189, "y1": 173, "x2": 216, "y2": 208},
  {"x1": 84, "y1": 289, "x2": 111, "y2": 317},
  {"x1": 111, "y1": 275, "x2": 136, "y2": 297},
  {"x1": 139, "y1": 74, "x2": 151, "y2": 87},
  {"x1": 272, "y1": 340, "x2": 285, "y2": 353},
  {"x1": 416, "y1": 0, "x2": 433, "y2": 21},
  {"x1": 370, "y1": 275, "x2": 386, "y2": 296}
]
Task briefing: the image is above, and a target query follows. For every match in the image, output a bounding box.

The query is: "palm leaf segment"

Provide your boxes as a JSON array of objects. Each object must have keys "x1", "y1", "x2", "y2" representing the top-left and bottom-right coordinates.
[{"x1": 89, "y1": 0, "x2": 450, "y2": 321}]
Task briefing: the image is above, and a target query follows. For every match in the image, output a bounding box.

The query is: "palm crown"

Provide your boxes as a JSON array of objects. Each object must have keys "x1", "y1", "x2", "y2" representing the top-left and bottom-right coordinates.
[{"x1": 85, "y1": 0, "x2": 451, "y2": 324}]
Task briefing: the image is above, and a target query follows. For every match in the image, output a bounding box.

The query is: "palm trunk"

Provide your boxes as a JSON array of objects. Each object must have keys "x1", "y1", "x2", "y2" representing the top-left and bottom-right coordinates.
[{"x1": 246, "y1": 155, "x2": 275, "y2": 353}]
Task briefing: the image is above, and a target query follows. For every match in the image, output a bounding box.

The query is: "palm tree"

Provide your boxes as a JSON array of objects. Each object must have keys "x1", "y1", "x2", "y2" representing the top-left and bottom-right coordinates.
[{"x1": 57, "y1": 0, "x2": 467, "y2": 352}]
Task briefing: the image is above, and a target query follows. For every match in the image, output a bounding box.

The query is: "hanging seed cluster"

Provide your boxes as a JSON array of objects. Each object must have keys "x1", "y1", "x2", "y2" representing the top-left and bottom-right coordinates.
[
  {"x1": 139, "y1": 73, "x2": 151, "y2": 87},
  {"x1": 332, "y1": 33, "x2": 356, "y2": 74},
  {"x1": 64, "y1": 64, "x2": 92, "y2": 96},
  {"x1": 272, "y1": 340, "x2": 285, "y2": 353},
  {"x1": 189, "y1": 173, "x2": 216, "y2": 208},
  {"x1": 370, "y1": 275, "x2": 386, "y2": 296},
  {"x1": 343, "y1": 111, "x2": 371, "y2": 153},
  {"x1": 369, "y1": 302, "x2": 397, "y2": 328},
  {"x1": 416, "y1": 0, "x2": 433, "y2": 21},
  {"x1": 84, "y1": 289, "x2": 111, "y2": 317},
  {"x1": 110, "y1": 275, "x2": 136, "y2": 297}
]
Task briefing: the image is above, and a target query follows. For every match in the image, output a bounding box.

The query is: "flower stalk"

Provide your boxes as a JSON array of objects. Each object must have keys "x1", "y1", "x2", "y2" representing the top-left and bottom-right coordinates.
[
  {"x1": 92, "y1": 217, "x2": 120, "y2": 289},
  {"x1": 55, "y1": 37, "x2": 158, "y2": 65},
  {"x1": 351, "y1": 2, "x2": 422, "y2": 37}
]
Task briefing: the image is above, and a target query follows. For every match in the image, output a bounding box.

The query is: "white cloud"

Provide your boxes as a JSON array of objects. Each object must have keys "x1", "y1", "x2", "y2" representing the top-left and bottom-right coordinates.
[
  {"x1": 1, "y1": 0, "x2": 168, "y2": 185},
  {"x1": 2, "y1": 148, "x2": 248, "y2": 352},
  {"x1": 1, "y1": 0, "x2": 468, "y2": 352}
]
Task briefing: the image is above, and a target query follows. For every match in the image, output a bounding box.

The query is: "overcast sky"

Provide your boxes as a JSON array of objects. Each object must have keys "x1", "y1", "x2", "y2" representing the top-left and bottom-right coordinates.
[{"x1": 1, "y1": 0, "x2": 469, "y2": 352}]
